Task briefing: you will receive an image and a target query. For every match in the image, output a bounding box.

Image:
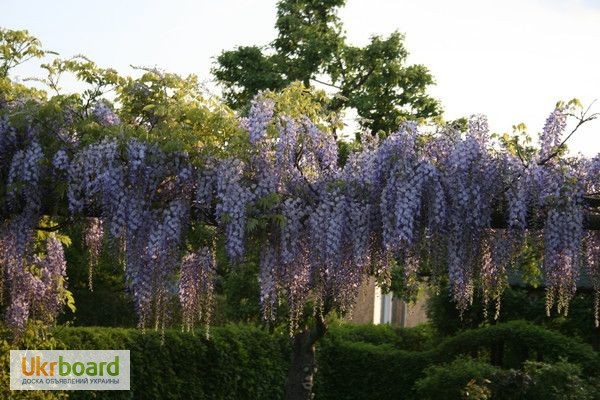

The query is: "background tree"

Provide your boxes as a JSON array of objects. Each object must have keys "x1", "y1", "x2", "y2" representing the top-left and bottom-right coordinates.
[{"x1": 212, "y1": 0, "x2": 442, "y2": 134}]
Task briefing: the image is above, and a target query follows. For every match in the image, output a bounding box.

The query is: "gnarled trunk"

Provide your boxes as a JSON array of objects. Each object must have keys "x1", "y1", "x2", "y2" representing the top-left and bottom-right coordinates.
[{"x1": 284, "y1": 318, "x2": 327, "y2": 400}]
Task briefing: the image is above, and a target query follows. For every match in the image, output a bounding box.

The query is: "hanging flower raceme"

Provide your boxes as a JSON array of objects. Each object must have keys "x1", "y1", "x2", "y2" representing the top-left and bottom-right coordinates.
[
  {"x1": 242, "y1": 98, "x2": 275, "y2": 145},
  {"x1": 179, "y1": 247, "x2": 216, "y2": 333},
  {"x1": 585, "y1": 231, "x2": 600, "y2": 326},
  {"x1": 2, "y1": 236, "x2": 67, "y2": 336},
  {"x1": 541, "y1": 180, "x2": 584, "y2": 316},
  {"x1": 38, "y1": 237, "x2": 68, "y2": 322},
  {"x1": 84, "y1": 217, "x2": 104, "y2": 290},
  {"x1": 479, "y1": 230, "x2": 510, "y2": 319},
  {"x1": 539, "y1": 107, "x2": 567, "y2": 161},
  {"x1": 244, "y1": 102, "x2": 375, "y2": 329},
  {"x1": 259, "y1": 243, "x2": 280, "y2": 323},
  {"x1": 215, "y1": 158, "x2": 252, "y2": 261},
  {"x1": 7, "y1": 139, "x2": 43, "y2": 214},
  {"x1": 0, "y1": 115, "x2": 17, "y2": 164}
]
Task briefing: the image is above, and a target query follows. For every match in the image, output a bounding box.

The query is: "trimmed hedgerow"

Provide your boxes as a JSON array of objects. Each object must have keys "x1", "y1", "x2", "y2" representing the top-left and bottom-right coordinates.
[
  {"x1": 56, "y1": 325, "x2": 289, "y2": 400},
  {"x1": 50, "y1": 320, "x2": 600, "y2": 400},
  {"x1": 314, "y1": 320, "x2": 600, "y2": 400}
]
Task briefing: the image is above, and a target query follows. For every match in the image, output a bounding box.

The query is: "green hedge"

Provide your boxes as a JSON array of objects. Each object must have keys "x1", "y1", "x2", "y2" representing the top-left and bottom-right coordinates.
[
  {"x1": 56, "y1": 325, "x2": 289, "y2": 400},
  {"x1": 315, "y1": 338, "x2": 430, "y2": 399},
  {"x1": 433, "y1": 320, "x2": 599, "y2": 371},
  {"x1": 45, "y1": 320, "x2": 599, "y2": 400},
  {"x1": 325, "y1": 322, "x2": 436, "y2": 350},
  {"x1": 314, "y1": 320, "x2": 600, "y2": 400}
]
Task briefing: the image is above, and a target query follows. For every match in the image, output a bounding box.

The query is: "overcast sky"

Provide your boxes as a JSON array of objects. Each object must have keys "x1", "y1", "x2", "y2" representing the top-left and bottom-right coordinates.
[{"x1": 1, "y1": 0, "x2": 599, "y2": 155}]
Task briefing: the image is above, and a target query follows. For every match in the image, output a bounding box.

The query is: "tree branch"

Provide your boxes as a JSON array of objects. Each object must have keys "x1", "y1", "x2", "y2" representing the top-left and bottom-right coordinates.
[
  {"x1": 310, "y1": 78, "x2": 342, "y2": 90},
  {"x1": 35, "y1": 224, "x2": 62, "y2": 232},
  {"x1": 538, "y1": 103, "x2": 599, "y2": 166}
]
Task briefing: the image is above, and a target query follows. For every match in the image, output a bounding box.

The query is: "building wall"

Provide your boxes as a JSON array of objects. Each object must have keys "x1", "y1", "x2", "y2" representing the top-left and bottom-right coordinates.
[
  {"x1": 391, "y1": 293, "x2": 429, "y2": 327},
  {"x1": 349, "y1": 277, "x2": 429, "y2": 327},
  {"x1": 349, "y1": 276, "x2": 378, "y2": 324}
]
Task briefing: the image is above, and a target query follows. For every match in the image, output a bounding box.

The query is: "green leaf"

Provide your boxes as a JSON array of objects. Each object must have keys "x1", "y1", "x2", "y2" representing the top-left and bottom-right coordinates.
[{"x1": 65, "y1": 290, "x2": 77, "y2": 313}]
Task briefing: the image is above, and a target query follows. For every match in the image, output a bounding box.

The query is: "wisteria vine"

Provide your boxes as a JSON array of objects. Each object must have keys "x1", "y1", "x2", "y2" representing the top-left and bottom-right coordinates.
[{"x1": 1, "y1": 93, "x2": 600, "y2": 337}]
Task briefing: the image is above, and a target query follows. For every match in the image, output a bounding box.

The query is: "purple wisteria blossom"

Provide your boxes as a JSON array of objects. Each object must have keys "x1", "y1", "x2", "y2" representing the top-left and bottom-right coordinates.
[
  {"x1": 91, "y1": 100, "x2": 121, "y2": 126},
  {"x1": 2, "y1": 92, "x2": 600, "y2": 336},
  {"x1": 179, "y1": 247, "x2": 215, "y2": 334}
]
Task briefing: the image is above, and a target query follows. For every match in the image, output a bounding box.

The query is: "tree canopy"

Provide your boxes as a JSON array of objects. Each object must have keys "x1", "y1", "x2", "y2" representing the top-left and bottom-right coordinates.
[{"x1": 212, "y1": 0, "x2": 442, "y2": 134}]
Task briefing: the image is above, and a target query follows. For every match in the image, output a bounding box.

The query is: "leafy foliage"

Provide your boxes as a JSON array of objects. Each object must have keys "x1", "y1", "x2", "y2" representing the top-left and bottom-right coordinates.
[
  {"x1": 0, "y1": 28, "x2": 47, "y2": 78},
  {"x1": 213, "y1": 0, "x2": 442, "y2": 133},
  {"x1": 1, "y1": 320, "x2": 593, "y2": 400},
  {"x1": 414, "y1": 357, "x2": 498, "y2": 400}
]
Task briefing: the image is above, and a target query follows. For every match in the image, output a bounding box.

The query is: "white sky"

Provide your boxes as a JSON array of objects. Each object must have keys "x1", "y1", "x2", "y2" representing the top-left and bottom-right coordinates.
[{"x1": 1, "y1": 0, "x2": 599, "y2": 155}]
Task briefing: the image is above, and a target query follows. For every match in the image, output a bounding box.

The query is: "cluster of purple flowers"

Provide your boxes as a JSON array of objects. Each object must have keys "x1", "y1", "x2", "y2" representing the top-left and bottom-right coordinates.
[
  {"x1": 2, "y1": 94, "x2": 600, "y2": 336},
  {"x1": 1, "y1": 235, "x2": 67, "y2": 335},
  {"x1": 179, "y1": 247, "x2": 215, "y2": 334},
  {"x1": 242, "y1": 98, "x2": 275, "y2": 144},
  {"x1": 91, "y1": 100, "x2": 121, "y2": 126}
]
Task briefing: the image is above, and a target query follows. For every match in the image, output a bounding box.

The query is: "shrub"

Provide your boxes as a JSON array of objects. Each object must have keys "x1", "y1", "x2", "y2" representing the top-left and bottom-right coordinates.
[
  {"x1": 414, "y1": 357, "x2": 499, "y2": 400},
  {"x1": 521, "y1": 360, "x2": 599, "y2": 400},
  {"x1": 326, "y1": 322, "x2": 436, "y2": 350},
  {"x1": 414, "y1": 358, "x2": 600, "y2": 400},
  {"x1": 434, "y1": 320, "x2": 600, "y2": 372},
  {"x1": 315, "y1": 338, "x2": 431, "y2": 400},
  {"x1": 56, "y1": 325, "x2": 289, "y2": 400}
]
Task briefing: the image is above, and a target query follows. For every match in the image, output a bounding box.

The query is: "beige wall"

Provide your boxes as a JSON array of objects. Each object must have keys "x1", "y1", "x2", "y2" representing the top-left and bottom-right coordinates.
[
  {"x1": 348, "y1": 276, "x2": 377, "y2": 324},
  {"x1": 391, "y1": 293, "x2": 429, "y2": 327},
  {"x1": 349, "y1": 277, "x2": 429, "y2": 327}
]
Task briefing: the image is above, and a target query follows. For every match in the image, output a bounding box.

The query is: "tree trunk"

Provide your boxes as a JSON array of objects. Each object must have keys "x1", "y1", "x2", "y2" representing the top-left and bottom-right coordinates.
[{"x1": 284, "y1": 318, "x2": 327, "y2": 400}]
